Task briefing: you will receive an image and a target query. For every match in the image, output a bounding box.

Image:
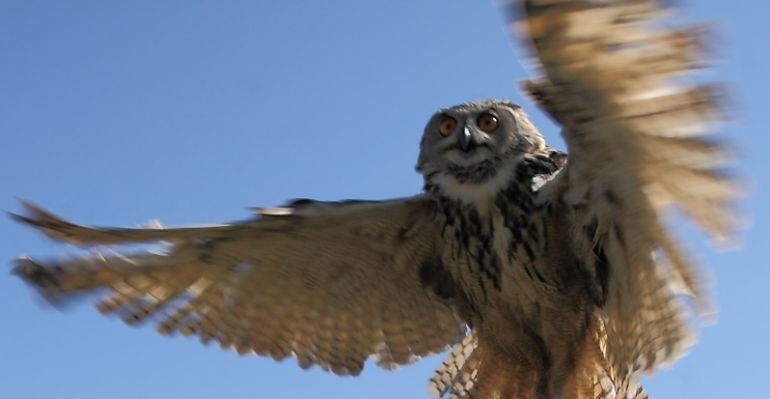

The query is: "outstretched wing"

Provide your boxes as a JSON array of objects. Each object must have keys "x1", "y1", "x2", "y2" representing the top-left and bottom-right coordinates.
[
  {"x1": 508, "y1": 0, "x2": 740, "y2": 379},
  {"x1": 11, "y1": 197, "x2": 466, "y2": 376}
]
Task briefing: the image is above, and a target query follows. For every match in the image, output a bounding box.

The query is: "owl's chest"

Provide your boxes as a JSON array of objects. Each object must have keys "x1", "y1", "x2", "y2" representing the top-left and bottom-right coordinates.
[{"x1": 439, "y1": 198, "x2": 562, "y2": 313}]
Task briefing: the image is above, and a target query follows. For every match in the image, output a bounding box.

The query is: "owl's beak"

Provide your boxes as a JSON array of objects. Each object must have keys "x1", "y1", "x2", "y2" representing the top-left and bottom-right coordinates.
[{"x1": 459, "y1": 127, "x2": 474, "y2": 152}]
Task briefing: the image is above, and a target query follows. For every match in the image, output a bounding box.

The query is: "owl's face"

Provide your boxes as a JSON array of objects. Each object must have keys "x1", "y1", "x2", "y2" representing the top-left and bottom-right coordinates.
[{"x1": 417, "y1": 100, "x2": 546, "y2": 198}]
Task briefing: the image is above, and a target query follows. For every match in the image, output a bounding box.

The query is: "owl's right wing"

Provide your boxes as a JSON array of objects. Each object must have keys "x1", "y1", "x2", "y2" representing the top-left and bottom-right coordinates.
[
  {"x1": 11, "y1": 196, "x2": 467, "y2": 376},
  {"x1": 507, "y1": 0, "x2": 740, "y2": 381}
]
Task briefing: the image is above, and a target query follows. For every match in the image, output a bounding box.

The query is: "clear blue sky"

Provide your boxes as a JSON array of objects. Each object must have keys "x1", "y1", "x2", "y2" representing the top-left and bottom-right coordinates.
[{"x1": 1, "y1": 1, "x2": 767, "y2": 398}]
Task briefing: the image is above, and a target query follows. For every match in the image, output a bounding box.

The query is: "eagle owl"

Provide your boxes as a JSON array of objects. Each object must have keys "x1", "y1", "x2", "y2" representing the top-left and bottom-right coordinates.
[{"x1": 12, "y1": 1, "x2": 737, "y2": 398}]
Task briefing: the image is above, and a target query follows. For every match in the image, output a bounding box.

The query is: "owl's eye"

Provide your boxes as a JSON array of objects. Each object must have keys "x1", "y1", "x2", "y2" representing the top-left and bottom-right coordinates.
[
  {"x1": 477, "y1": 112, "x2": 499, "y2": 133},
  {"x1": 438, "y1": 115, "x2": 457, "y2": 137}
]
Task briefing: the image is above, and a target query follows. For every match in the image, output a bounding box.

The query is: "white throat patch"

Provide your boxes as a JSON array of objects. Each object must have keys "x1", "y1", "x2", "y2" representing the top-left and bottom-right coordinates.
[{"x1": 431, "y1": 158, "x2": 519, "y2": 205}]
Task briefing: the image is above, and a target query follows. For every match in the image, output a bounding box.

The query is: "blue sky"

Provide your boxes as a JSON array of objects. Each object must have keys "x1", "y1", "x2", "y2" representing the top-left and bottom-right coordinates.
[{"x1": 1, "y1": 1, "x2": 767, "y2": 398}]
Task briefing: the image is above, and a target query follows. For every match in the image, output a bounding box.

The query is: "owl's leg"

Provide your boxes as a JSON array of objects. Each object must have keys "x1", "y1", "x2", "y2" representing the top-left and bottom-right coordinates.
[
  {"x1": 560, "y1": 337, "x2": 603, "y2": 399},
  {"x1": 538, "y1": 305, "x2": 595, "y2": 399},
  {"x1": 474, "y1": 344, "x2": 540, "y2": 399},
  {"x1": 559, "y1": 323, "x2": 646, "y2": 399}
]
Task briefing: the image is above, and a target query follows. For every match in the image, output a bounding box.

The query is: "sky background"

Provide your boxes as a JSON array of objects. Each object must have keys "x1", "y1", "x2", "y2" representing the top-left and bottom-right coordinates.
[{"x1": 1, "y1": 1, "x2": 767, "y2": 398}]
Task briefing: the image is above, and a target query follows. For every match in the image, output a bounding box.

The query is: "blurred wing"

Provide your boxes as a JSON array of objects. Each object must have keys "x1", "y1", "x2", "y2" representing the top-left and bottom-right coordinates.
[
  {"x1": 506, "y1": 0, "x2": 740, "y2": 377},
  {"x1": 12, "y1": 197, "x2": 466, "y2": 375}
]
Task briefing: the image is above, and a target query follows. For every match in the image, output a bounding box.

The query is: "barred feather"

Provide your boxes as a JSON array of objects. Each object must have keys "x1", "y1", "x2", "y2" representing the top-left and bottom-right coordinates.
[
  {"x1": 429, "y1": 332, "x2": 479, "y2": 399},
  {"x1": 12, "y1": 198, "x2": 466, "y2": 376}
]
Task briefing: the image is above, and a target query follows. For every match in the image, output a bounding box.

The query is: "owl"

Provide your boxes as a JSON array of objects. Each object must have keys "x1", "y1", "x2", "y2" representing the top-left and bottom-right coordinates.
[{"x1": 11, "y1": 1, "x2": 738, "y2": 399}]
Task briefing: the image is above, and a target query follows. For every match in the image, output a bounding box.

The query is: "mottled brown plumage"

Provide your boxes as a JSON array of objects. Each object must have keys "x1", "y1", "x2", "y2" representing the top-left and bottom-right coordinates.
[{"x1": 12, "y1": 1, "x2": 737, "y2": 398}]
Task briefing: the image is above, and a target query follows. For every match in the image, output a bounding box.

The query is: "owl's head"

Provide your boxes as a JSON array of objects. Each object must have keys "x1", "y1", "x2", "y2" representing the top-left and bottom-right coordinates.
[{"x1": 417, "y1": 100, "x2": 548, "y2": 201}]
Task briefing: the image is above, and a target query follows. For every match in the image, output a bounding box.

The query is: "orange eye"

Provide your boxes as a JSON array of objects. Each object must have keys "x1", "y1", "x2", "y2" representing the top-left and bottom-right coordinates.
[
  {"x1": 438, "y1": 115, "x2": 457, "y2": 137},
  {"x1": 477, "y1": 112, "x2": 498, "y2": 133}
]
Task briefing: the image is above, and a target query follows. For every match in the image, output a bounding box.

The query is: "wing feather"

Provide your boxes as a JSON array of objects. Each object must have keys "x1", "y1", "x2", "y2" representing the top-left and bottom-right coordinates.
[
  {"x1": 506, "y1": 0, "x2": 739, "y2": 380},
  {"x1": 12, "y1": 197, "x2": 466, "y2": 375}
]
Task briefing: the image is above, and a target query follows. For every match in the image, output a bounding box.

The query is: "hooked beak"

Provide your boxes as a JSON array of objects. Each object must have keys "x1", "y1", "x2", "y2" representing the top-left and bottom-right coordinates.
[{"x1": 459, "y1": 127, "x2": 473, "y2": 152}]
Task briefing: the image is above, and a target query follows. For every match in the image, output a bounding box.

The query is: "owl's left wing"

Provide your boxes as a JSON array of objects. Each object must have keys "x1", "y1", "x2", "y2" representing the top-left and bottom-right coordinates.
[
  {"x1": 11, "y1": 197, "x2": 466, "y2": 376},
  {"x1": 505, "y1": 0, "x2": 740, "y2": 380}
]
